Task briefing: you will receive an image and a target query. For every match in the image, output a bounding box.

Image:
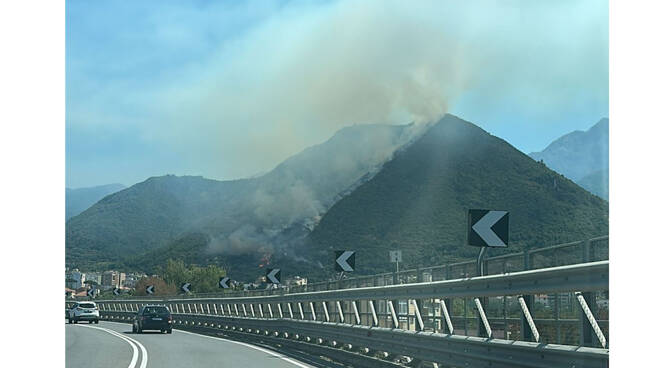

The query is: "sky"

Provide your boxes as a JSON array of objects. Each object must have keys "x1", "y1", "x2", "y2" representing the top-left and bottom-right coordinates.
[{"x1": 66, "y1": 0, "x2": 608, "y2": 188}]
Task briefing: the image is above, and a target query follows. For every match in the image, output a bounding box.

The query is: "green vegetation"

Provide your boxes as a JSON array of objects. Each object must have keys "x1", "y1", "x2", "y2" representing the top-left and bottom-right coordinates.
[
  {"x1": 66, "y1": 123, "x2": 419, "y2": 275},
  {"x1": 131, "y1": 260, "x2": 227, "y2": 296},
  {"x1": 302, "y1": 114, "x2": 608, "y2": 279},
  {"x1": 159, "y1": 259, "x2": 226, "y2": 294},
  {"x1": 66, "y1": 115, "x2": 608, "y2": 283}
]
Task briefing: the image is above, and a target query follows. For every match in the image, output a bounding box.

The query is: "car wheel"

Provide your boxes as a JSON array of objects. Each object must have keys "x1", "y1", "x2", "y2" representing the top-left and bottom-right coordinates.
[
  {"x1": 73, "y1": 319, "x2": 78, "y2": 324},
  {"x1": 167, "y1": 329, "x2": 172, "y2": 334},
  {"x1": 132, "y1": 324, "x2": 136, "y2": 333},
  {"x1": 95, "y1": 320, "x2": 99, "y2": 324},
  {"x1": 68, "y1": 318, "x2": 72, "y2": 324}
]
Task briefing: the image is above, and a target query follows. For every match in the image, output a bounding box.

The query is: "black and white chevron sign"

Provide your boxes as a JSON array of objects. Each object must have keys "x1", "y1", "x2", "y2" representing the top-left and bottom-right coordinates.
[
  {"x1": 112, "y1": 287, "x2": 120, "y2": 296},
  {"x1": 334, "y1": 250, "x2": 355, "y2": 272},
  {"x1": 219, "y1": 277, "x2": 230, "y2": 289},
  {"x1": 467, "y1": 209, "x2": 509, "y2": 247},
  {"x1": 146, "y1": 285, "x2": 155, "y2": 295},
  {"x1": 181, "y1": 282, "x2": 192, "y2": 293},
  {"x1": 266, "y1": 268, "x2": 281, "y2": 284}
]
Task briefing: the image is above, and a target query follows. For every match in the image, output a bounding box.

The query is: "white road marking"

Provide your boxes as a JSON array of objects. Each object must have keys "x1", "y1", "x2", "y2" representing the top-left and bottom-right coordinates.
[
  {"x1": 100, "y1": 321, "x2": 310, "y2": 368},
  {"x1": 75, "y1": 324, "x2": 140, "y2": 368},
  {"x1": 175, "y1": 329, "x2": 313, "y2": 368}
]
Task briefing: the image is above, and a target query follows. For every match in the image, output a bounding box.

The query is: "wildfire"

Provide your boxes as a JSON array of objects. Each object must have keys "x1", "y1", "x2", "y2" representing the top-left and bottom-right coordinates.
[{"x1": 258, "y1": 253, "x2": 272, "y2": 268}]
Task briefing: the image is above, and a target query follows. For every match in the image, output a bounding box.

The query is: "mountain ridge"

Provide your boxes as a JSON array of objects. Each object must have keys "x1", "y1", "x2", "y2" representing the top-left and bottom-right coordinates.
[{"x1": 529, "y1": 118, "x2": 608, "y2": 199}]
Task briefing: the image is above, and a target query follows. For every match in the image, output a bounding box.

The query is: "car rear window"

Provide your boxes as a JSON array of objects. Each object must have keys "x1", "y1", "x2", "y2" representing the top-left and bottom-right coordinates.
[
  {"x1": 79, "y1": 303, "x2": 96, "y2": 308},
  {"x1": 143, "y1": 306, "x2": 169, "y2": 315}
]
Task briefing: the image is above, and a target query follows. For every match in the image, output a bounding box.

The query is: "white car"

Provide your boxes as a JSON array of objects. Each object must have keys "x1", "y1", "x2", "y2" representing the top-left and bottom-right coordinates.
[{"x1": 68, "y1": 301, "x2": 100, "y2": 324}]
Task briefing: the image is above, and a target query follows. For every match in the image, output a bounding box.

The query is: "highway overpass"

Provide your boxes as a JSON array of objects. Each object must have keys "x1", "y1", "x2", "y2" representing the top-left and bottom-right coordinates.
[{"x1": 67, "y1": 253, "x2": 609, "y2": 367}]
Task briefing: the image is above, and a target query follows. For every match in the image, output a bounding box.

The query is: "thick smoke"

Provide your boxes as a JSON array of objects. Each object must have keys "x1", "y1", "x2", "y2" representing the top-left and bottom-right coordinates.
[{"x1": 156, "y1": 0, "x2": 474, "y2": 178}]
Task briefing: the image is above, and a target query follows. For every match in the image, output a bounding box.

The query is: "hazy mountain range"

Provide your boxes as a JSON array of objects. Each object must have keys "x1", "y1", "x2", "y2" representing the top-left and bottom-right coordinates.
[
  {"x1": 65, "y1": 183, "x2": 125, "y2": 220},
  {"x1": 66, "y1": 114, "x2": 608, "y2": 281},
  {"x1": 529, "y1": 118, "x2": 608, "y2": 199},
  {"x1": 66, "y1": 123, "x2": 427, "y2": 272}
]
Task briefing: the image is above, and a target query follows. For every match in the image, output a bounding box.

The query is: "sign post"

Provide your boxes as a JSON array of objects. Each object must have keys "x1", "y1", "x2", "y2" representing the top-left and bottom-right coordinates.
[
  {"x1": 467, "y1": 209, "x2": 509, "y2": 276},
  {"x1": 389, "y1": 250, "x2": 402, "y2": 283},
  {"x1": 467, "y1": 209, "x2": 509, "y2": 338}
]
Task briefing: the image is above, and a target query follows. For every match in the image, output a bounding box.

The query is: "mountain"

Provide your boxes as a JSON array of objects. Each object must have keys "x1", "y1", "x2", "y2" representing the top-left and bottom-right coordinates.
[
  {"x1": 66, "y1": 123, "x2": 426, "y2": 272},
  {"x1": 577, "y1": 169, "x2": 608, "y2": 200},
  {"x1": 65, "y1": 183, "x2": 125, "y2": 220},
  {"x1": 529, "y1": 118, "x2": 608, "y2": 199},
  {"x1": 301, "y1": 114, "x2": 609, "y2": 278}
]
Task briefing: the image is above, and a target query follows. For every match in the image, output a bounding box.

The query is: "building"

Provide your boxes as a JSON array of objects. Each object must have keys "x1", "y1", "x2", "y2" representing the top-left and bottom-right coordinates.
[
  {"x1": 85, "y1": 272, "x2": 102, "y2": 285},
  {"x1": 123, "y1": 272, "x2": 145, "y2": 289},
  {"x1": 285, "y1": 276, "x2": 307, "y2": 287},
  {"x1": 65, "y1": 269, "x2": 85, "y2": 289},
  {"x1": 102, "y1": 271, "x2": 126, "y2": 289}
]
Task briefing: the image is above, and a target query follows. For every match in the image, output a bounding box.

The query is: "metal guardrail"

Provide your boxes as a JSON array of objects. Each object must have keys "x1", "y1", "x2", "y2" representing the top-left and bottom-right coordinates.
[
  {"x1": 93, "y1": 236, "x2": 606, "y2": 301},
  {"x1": 71, "y1": 261, "x2": 609, "y2": 368}
]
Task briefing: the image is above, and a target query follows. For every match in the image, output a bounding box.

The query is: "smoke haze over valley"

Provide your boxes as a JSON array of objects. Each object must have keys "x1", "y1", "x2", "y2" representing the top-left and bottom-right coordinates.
[{"x1": 67, "y1": 0, "x2": 608, "y2": 188}]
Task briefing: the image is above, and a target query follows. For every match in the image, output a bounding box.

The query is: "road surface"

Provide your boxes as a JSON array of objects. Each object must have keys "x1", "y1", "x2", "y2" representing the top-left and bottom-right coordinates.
[{"x1": 66, "y1": 321, "x2": 313, "y2": 368}]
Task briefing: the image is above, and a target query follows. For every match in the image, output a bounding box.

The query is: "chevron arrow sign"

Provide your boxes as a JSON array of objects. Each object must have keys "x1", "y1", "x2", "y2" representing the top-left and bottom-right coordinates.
[
  {"x1": 266, "y1": 268, "x2": 281, "y2": 284},
  {"x1": 219, "y1": 277, "x2": 230, "y2": 289},
  {"x1": 467, "y1": 209, "x2": 509, "y2": 247},
  {"x1": 335, "y1": 250, "x2": 355, "y2": 272}
]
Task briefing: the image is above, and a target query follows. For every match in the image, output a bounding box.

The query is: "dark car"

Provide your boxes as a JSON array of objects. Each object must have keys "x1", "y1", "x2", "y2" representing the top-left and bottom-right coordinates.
[{"x1": 132, "y1": 305, "x2": 172, "y2": 334}]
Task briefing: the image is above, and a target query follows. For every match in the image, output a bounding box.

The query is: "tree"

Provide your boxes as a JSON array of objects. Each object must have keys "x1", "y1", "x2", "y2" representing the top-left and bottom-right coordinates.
[
  {"x1": 133, "y1": 276, "x2": 177, "y2": 296},
  {"x1": 161, "y1": 259, "x2": 226, "y2": 294}
]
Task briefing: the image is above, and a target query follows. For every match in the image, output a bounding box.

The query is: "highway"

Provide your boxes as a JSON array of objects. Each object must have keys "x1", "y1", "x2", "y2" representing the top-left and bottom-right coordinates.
[{"x1": 65, "y1": 321, "x2": 313, "y2": 368}]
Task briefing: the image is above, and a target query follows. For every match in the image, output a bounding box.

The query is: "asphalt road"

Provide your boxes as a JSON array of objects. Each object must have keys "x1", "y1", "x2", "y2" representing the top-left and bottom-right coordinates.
[{"x1": 66, "y1": 321, "x2": 313, "y2": 368}]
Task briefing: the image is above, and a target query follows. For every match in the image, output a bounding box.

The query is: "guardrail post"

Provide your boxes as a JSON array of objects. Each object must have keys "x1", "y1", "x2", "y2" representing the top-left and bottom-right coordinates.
[
  {"x1": 518, "y1": 295, "x2": 540, "y2": 342},
  {"x1": 336, "y1": 301, "x2": 345, "y2": 323},
  {"x1": 412, "y1": 299, "x2": 424, "y2": 331},
  {"x1": 443, "y1": 265, "x2": 453, "y2": 334},
  {"x1": 387, "y1": 300, "x2": 399, "y2": 328},
  {"x1": 439, "y1": 300, "x2": 453, "y2": 334},
  {"x1": 322, "y1": 301, "x2": 330, "y2": 322},
  {"x1": 578, "y1": 291, "x2": 598, "y2": 347},
  {"x1": 368, "y1": 300, "x2": 378, "y2": 326},
  {"x1": 352, "y1": 301, "x2": 361, "y2": 325},
  {"x1": 582, "y1": 239, "x2": 592, "y2": 263},
  {"x1": 521, "y1": 250, "x2": 535, "y2": 341},
  {"x1": 309, "y1": 302, "x2": 316, "y2": 321}
]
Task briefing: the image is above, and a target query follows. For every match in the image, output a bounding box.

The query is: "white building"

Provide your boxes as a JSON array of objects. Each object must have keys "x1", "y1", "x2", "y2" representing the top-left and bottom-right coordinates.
[{"x1": 65, "y1": 269, "x2": 85, "y2": 289}]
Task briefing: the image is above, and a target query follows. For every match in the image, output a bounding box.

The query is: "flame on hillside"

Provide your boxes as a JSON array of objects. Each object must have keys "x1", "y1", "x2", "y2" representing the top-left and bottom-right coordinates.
[{"x1": 258, "y1": 253, "x2": 272, "y2": 268}]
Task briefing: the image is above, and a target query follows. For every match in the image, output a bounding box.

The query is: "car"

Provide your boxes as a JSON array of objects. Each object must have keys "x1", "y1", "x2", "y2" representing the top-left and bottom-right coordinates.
[
  {"x1": 68, "y1": 301, "x2": 100, "y2": 324},
  {"x1": 132, "y1": 305, "x2": 172, "y2": 334}
]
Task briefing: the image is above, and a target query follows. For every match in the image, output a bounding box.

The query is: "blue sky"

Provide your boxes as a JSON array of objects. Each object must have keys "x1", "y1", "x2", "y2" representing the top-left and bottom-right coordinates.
[{"x1": 66, "y1": 0, "x2": 608, "y2": 188}]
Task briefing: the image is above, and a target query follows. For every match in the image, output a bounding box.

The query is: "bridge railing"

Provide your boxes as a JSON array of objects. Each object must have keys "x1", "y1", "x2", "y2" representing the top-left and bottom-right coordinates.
[{"x1": 70, "y1": 261, "x2": 609, "y2": 368}]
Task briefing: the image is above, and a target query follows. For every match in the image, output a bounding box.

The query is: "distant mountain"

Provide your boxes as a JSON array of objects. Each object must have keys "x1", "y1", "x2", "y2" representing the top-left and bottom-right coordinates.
[
  {"x1": 66, "y1": 123, "x2": 426, "y2": 273},
  {"x1": 529, "y1": 118, "x2": 608, "y2": 199},
  {"x1": 65, "y1": 183, "x2": 125, "y2": 220},
  {"x1": 577, "y1": 169, "x2": 609, "y2": 200},
  {"x1": 302, "y1": 114, "x2": 608, "y2": 278}
]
